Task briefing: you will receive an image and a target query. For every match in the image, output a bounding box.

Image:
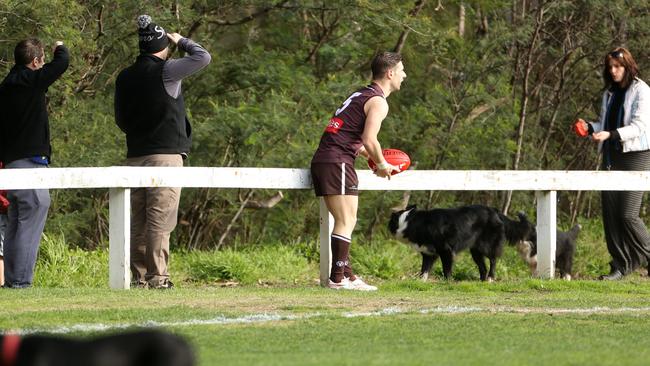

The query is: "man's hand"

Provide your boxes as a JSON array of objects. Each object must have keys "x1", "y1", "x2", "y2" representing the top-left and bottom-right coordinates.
[
  {"x1": 167, "y1": 33, "x2": 183, "y2": 45},
  {"x1": 53, "y1": 41, "x2": 63, "y2": 52},
  {"x1": 373, "y1": 162, "x2": 401, "y2": 180}
]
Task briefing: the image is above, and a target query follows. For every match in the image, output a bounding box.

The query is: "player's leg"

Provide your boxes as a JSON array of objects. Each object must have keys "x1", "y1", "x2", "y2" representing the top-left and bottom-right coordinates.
[{"x1": 323, "y1": 194, "x2": 357, "y2": 284}]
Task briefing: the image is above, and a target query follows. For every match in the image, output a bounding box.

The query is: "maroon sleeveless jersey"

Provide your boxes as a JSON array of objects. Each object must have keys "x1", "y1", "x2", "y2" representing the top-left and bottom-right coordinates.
[{"x1": 311, "y1": 83, "x2": 385, "y2": 164}]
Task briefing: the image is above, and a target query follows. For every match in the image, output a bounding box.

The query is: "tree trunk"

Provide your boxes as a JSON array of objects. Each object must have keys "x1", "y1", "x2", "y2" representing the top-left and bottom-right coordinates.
[
  {"x1": 619, "y1": 15, "x2": 628, "y2": 46},
  {"x1": 217, "y1": 190, "x2": 255, "y2": 248},
  {"x1": 502, "y1": 4, "x2": 545, "y2": 215},
  {"x1": 393, "y1": 0, "x2": 427, "y2": 53},
  {"x1": 538, "y1": 51, "x2": 571, "y2": 169},
  {"x1": 570, "y1": 190, "x2": 582, "y2": 226},
  {"x1": 476, "y1": 5, "x2": 489, "y2": 36},
  {"x1": 458, "y1": 2, "x2": 465, "y2": 37}
]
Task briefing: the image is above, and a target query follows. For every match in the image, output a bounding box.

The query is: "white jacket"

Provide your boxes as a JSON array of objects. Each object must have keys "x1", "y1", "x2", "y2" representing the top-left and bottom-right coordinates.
[{"x1": 590, "y1": 77, "x2": 650, "y2": 153}]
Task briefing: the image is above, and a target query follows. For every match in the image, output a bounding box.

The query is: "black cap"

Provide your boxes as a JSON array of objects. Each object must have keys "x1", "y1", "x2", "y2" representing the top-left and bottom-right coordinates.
[{"x1": 137, "y1": 15, "x2": 169, "y2": 54}]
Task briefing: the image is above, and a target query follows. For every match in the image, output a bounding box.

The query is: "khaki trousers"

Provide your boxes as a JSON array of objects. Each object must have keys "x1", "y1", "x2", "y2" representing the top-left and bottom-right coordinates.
[{"x1": 126, "y1": 154, "x2": 183, "y2": 287}]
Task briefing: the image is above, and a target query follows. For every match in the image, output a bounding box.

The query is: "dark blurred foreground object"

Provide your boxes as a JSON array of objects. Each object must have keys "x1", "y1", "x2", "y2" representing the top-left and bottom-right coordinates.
[{"x1": 0, "y1": 329, "x2": 194, "y2": 366}]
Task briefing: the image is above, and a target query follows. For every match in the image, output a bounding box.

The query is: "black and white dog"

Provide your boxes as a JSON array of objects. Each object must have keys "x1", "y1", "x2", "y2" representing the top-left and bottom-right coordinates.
[
  {"x1": 516, "y1": 224, "x2": 581, "y2": 280},
  {"x1": 388, "y1": 204, "x2": 534, "y2": 281}
]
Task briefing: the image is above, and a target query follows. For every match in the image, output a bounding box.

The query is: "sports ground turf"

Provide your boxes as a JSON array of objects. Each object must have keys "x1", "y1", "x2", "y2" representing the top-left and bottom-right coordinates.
[{"x1": 3, "y1": 279, "x2": 650, "y2": 365}]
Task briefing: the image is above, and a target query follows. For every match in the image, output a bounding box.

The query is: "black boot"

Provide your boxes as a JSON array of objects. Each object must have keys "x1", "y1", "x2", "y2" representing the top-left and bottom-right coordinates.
[{"x1": 599, "y1": 270, "x2": 623, "y2": 281}]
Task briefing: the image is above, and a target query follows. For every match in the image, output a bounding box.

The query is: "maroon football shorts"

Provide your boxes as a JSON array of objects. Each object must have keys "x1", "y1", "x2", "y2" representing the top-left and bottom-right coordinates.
[{"x1": 310, "y1": 162, "x2": 359, "y2": 196}]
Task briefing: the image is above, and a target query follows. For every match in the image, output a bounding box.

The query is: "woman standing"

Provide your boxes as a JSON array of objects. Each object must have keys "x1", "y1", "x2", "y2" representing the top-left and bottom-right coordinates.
[{"x1": 577, "y1": 47, "x2": 650, "y2": 280}]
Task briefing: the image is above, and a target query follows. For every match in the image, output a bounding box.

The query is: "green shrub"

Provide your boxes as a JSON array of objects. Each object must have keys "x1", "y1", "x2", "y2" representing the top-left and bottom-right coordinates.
[
  {"x1": 351, "y1": 239, "x2": 418, "y2": 280},
  {"x1": 26, "y1": 216, "x2": 627, "y2": 288},
  {"x1": 180, "y1": 245, "x2": 315, "y2": 285},
  {"x1": 34, "y1": 233, "x2": 108, "y2": 288}
]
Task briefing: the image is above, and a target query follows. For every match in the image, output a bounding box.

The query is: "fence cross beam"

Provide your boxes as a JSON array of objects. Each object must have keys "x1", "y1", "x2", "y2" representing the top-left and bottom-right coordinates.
[{"x1": 2, "y1": 168, "x2": 650, "y2": 288}]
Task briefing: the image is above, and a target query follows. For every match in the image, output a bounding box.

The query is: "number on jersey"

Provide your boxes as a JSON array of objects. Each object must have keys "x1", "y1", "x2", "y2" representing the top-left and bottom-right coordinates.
[{"x1": 335, "y1": 92, "x2": 362, "y2": 116}]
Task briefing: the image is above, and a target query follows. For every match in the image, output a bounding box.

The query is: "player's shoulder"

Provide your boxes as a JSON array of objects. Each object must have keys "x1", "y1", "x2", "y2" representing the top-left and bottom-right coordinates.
[
  {"x1": 365, "y1": 94, "x2": 388, "y2": 107},
  {"x1": 364, "y1": 95, "x2": 388, "y2": 116}
]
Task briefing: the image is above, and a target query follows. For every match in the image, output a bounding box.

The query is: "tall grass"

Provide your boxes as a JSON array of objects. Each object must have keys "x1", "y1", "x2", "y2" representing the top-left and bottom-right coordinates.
[
  {"x1": 178, "y1": 244, "x2": 314, "y2": 285},
  {"x1": 34, "y1": 233, "x2": 108, "y2": 288},
  {"x1": 570, "y1": 217, "x2": 611, "y2": 277},
  {"x1": 29, "y1": 217, "x2": 631, "y2": 288}
]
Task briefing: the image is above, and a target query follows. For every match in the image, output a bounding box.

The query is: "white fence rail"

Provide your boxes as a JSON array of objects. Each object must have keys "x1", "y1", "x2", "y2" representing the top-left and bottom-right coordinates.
[{"x1": 2, "y1": 167, "x2": 648, "y2": 289}]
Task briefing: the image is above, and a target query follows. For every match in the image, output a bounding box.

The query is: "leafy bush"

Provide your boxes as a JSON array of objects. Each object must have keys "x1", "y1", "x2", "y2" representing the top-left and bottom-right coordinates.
[
  {"x1": 34, "y1": 233, "x2": 108, "y2": 288},
  {"x1": 29, "y1": 215, "x2": 622, "y2": 288},
  {"x1": 180, "y1": 245, "x2": 314, "y2": 285}
]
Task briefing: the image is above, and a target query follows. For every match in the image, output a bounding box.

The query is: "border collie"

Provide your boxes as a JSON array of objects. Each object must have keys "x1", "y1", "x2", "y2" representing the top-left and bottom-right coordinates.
[
  {"x1": 388, "y1": 204, "x2": 534, "y2": 281},
  {"x1": 516, "y1": 224, "x2": 581, "y2": 280}
]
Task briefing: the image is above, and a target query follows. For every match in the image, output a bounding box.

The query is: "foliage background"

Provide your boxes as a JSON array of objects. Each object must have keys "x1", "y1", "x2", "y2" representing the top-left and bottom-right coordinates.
[{"x1": 1, "y1": 0, "x2": 649, "y2": 252}]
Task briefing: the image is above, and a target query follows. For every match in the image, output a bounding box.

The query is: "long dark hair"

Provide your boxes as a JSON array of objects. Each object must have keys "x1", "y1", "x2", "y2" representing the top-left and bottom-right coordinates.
[{"x1": 603, "y1": 47, "x2": 639, "y2": 89}]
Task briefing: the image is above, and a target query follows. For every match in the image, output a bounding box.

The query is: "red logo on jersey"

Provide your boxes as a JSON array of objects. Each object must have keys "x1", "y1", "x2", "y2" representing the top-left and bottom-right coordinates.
[{"x1": 325, "y1": 117, "x2": 344, "y2": 134}]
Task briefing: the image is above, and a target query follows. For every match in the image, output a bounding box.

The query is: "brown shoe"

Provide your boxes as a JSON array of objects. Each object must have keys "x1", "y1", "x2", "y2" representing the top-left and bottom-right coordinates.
[
  {"x1": 148, "y1": 279, "x2": 174, "y2": 289},
  {"x1": 131, "y1": 280, "x2": 148, "y2": 289}
]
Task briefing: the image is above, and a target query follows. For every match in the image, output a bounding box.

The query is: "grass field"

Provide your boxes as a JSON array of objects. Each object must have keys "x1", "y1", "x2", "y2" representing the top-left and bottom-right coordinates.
[
  {"x1": 4, "y1": 219, "x2": 650, "y2": 364},
  {"x1": 4, "y1": 279, "x2": 650, "y2": 365}
]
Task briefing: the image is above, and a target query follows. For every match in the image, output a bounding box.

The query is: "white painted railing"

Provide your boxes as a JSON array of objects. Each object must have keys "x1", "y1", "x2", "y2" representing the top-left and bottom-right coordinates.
[{"x1": 2, "y1": 167, "x2": 649, "y2": 289}]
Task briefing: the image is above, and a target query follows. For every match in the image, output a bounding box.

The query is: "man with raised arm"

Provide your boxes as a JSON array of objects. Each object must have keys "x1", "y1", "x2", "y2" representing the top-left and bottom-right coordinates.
[
  {"x1": 115, "y1": 15, "x2": 211, "y2": 289},
  {"x1": 0, "y1": 38, "x2": 69, "y2": 288},
  {"x1": 310, "y1": 52, "x2": 406, "y2": 291}
]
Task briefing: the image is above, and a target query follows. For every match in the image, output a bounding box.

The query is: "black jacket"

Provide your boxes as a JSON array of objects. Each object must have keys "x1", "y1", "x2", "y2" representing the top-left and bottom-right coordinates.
[
  {"x1": 114, "y1": 55, "x2": 191, "y2": 158},
  {"x1": 0, "y1": 45, "x2": 69, "y2": 164}
]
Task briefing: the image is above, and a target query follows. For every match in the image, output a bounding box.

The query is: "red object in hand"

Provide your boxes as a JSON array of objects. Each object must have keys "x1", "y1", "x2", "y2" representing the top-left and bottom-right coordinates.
[
  {"x1": 0, "y1": 193, "x2": 8, "y2": 214},
  {"x1": 368, "y1": 149, "x2": 411, "y2": 175},
  {"x1": 573, "y1": 119, "x2": 589, "y2": 137}
]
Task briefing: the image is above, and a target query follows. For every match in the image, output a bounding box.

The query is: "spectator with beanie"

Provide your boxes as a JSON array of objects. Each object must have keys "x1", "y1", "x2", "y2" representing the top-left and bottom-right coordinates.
[
  {"x1": 115, "y1": 15, "x2": 211, "y2": 289},
  {"x1": 310, "y1": 52, "x2": 406, "y2": 290},
  {"x1": 0, "y1": 39, "x2": 69, "y2": 288}
]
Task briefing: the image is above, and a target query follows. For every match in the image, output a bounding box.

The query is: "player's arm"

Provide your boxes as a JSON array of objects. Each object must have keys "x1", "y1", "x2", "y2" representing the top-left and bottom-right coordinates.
[
  {"x1": 357, "y1": 146, "x2": 369, "y2": 159},
  {"x1": 362, "y1": 96, "x2": 399, "y2": 178}
]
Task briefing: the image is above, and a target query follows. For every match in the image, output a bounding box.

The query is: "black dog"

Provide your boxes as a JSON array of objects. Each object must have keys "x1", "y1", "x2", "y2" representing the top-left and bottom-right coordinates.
[
  {"x1": 0, "y1": 329, "x2": 194, "y2": 366},
  {"x1": 388, "y1": 205, "x2": 534, "y2": 281},
  {"x1": 516, "y1": 224, "x2": 581, "y2": 280}
]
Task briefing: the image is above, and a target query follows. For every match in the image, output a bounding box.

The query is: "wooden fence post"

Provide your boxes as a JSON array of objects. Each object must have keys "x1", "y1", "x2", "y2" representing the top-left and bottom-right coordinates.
[
  {"x1": 535, "y1": 190, "x2": 557, "y2": 278},
  {"x1": 319, "y1": 197, "x2": 334, "y2": 287},
  {"x1": 109, "y1": 188, "x2": 131, "y2": 289}
]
